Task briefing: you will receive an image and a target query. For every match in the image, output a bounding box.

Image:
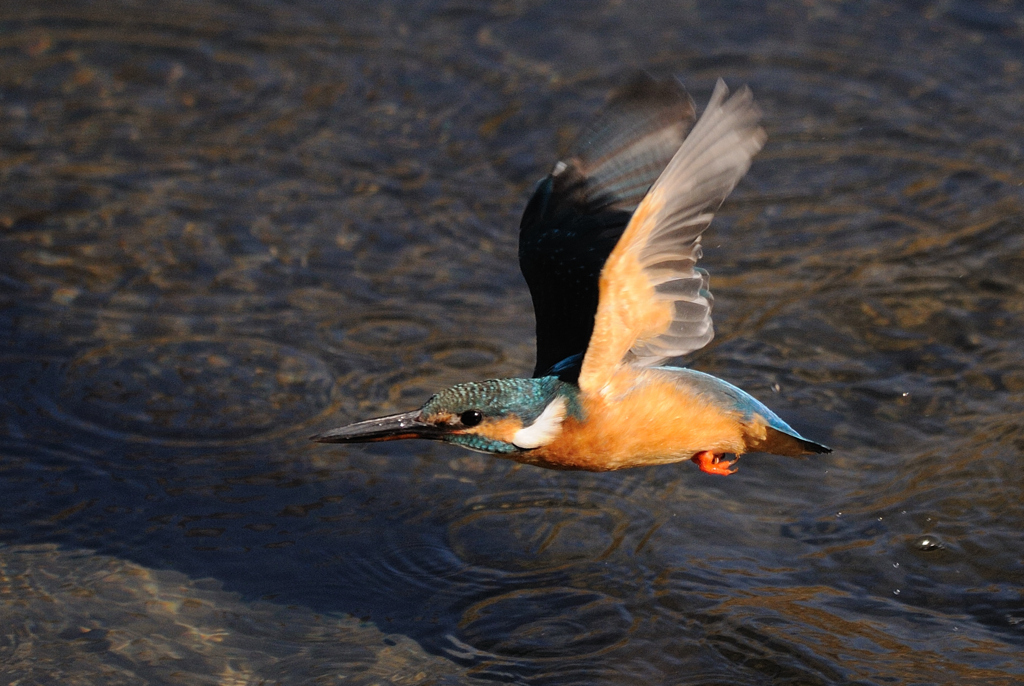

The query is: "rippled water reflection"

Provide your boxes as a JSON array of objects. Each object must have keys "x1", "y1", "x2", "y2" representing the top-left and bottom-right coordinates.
[{"x1": 2, "y1": 0, "x2": 1023, "y2": 683}]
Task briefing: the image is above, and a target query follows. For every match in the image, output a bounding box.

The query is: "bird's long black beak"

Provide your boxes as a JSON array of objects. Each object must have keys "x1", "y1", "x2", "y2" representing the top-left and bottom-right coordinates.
[{"x1": 310, "y1": 410, "x2": 446, "y2": 444}]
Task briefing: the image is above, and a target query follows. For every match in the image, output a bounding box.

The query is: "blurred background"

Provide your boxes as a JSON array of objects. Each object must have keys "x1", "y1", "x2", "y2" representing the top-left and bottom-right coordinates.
[{"x1": 1, "y1": 1, "x2": 1023, "y2": 683}]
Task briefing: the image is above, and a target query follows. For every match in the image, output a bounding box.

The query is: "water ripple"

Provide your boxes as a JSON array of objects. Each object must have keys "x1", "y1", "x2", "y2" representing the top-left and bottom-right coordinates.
[{"x1": 457, "y1": 586, "x2": 636, "y2": 660}]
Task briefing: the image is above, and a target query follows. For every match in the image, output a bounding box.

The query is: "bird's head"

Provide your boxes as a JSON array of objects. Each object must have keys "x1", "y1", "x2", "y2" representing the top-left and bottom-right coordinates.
[{"x1": 311, "y1": 377, "x2": 578, "y2": 455}]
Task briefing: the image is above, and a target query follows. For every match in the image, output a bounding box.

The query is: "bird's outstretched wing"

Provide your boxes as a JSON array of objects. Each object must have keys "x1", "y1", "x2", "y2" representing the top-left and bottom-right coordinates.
[
  {"x1": 578, "y1": 80, "x2": 766, "y2": 395},
  {"x1": 519, "y1": 74, "x2": 696, "y2": 379}
]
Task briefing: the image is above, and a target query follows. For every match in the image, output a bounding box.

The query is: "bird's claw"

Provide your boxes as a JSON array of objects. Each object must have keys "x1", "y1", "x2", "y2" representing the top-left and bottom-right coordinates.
[{"x1": 692, "y1": 451, "x2": 738, "y2": 476}]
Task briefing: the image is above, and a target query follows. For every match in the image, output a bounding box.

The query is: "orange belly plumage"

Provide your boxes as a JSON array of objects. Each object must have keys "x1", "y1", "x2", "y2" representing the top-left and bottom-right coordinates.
[{"x1": 523, "y1": 371, "x2": 763, "y2": 471}]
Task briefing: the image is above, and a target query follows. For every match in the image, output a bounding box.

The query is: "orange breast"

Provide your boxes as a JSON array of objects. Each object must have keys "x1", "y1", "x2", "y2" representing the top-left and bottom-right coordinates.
[{"x1": 528, "y1": 368, "x2": 750, "y2": 471}]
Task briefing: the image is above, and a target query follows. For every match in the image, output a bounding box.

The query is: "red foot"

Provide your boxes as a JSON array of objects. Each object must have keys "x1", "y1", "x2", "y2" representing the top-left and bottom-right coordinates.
[{"x1": 691, "y1": 451, "x2": 738, "y2": 476}]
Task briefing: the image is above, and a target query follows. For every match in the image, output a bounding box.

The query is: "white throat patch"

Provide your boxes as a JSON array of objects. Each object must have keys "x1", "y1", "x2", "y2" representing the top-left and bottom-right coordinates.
[{"x1": 512, "y1": 397, "x2": 568, "y2": 450}]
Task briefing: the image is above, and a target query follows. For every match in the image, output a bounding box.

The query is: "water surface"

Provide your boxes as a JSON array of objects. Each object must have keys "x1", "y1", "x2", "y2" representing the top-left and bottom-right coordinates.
[{"x1": 1, "y1": 1, "x2": 1023, "y2": 683}]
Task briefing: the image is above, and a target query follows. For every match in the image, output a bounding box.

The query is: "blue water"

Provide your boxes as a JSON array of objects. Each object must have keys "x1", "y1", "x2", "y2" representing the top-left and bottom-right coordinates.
[{"x1": 1, "y1": 1, "x2": 1023, "y2": 683}]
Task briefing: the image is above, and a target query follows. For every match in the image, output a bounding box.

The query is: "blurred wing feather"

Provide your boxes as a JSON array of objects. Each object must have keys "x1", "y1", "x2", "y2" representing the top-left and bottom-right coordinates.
[
  {"x1": 579, "y1": 80, "x2": 766, "y2": 394},
  {"x1": 566, "y1": 77, "x2": 696, "y2": 212}
]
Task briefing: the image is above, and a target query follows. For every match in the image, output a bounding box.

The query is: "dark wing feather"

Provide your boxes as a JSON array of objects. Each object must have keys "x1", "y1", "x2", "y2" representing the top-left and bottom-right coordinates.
[{"x1": 519, "y1": 74, "x2": 696, "y2": 379}]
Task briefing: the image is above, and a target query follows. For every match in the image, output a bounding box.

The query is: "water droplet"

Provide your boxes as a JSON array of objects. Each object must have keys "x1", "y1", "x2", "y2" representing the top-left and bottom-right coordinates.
[
  {"x1": 913, "y1": 535, "x2": 944, "y2": 552},
  {"x1": 836, "y1": 512, "x2": 842, "y2": 517},
  {"x1": 877, "y1": 516, "x2": 883, "y2": 521},
  {"x1": 893, "y1": 589, "x2": 901, "y2": 595},
  {"x1": 901, "y1": 392, "x2": 909, "y2": 397},
  {"x1": 771, "y1": 383, "x2": 781, "y2": 393},
  {"x1": 892, "y1": 562, "x2": 899, "y2": 568}
]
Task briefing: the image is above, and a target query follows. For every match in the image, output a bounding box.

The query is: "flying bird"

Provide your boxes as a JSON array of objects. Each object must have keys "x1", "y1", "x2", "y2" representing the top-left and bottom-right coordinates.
[{"x1": 313, "y1": 75, "x2": 830, "y2": 474}]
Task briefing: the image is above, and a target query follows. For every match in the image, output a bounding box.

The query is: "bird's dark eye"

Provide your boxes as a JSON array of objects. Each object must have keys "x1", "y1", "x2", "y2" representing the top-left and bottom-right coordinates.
[{"x1": 460, "y1": 410, "x2": 483, "y2": 427}]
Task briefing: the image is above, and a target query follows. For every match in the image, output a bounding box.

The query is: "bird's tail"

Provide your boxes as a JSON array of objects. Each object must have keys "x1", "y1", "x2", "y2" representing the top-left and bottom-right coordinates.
[{"x1": 750, "y1": 426, "x2": 832, "y2": 457}]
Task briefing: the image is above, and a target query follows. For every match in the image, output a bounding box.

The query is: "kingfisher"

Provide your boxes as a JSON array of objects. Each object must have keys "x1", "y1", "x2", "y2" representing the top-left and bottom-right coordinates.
[{"x1": 312, "y1": 75, "x2": 830, "y2": 474}]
